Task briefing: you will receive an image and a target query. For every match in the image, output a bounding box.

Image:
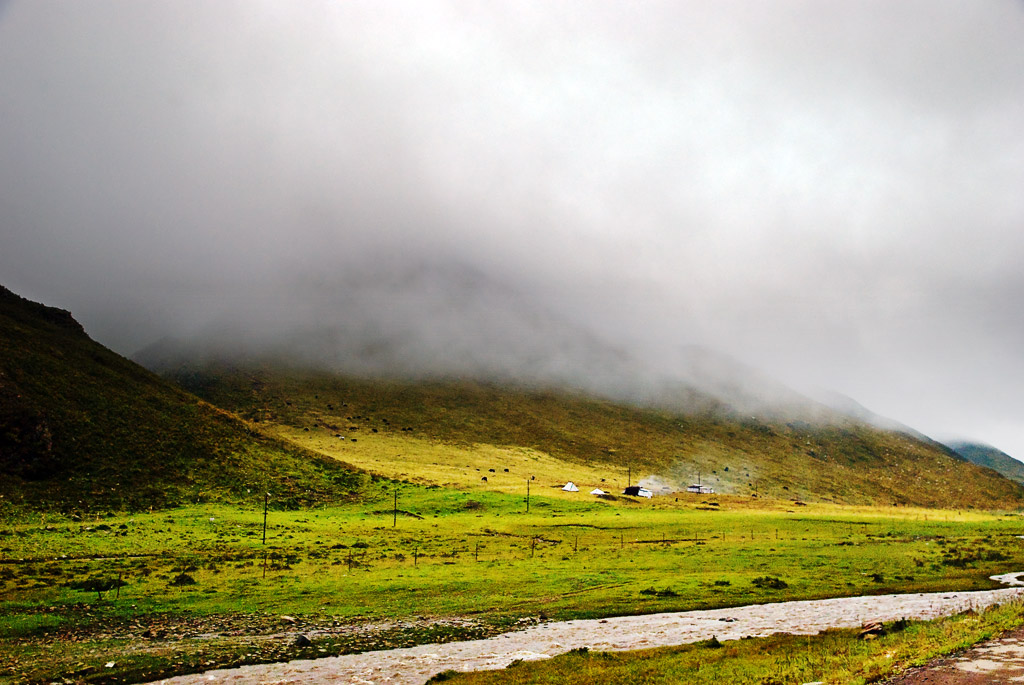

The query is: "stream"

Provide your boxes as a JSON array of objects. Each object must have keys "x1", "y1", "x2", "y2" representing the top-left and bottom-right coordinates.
[{"x1": 150, "y1": 581, "x2": 1024, "y2": 685}]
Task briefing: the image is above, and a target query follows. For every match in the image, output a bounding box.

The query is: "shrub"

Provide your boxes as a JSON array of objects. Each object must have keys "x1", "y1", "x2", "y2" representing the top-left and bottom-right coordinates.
[
  {"x1": 170, "y1": 573, "x2": 197, "y2": 586},
  {"x1": 68, "y1": 574, "x2": 127, "y2": 599},
  {"x1": 699, "y1": 635, "x2": 723, "y2": 649},
  {"x1": 752, "y1": 576, "x2": 788, "y2": 590}
]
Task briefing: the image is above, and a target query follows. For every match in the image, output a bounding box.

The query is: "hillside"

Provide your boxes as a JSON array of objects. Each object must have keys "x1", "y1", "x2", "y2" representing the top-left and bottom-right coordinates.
[
  {"x1": 0, "y1": 285, "x2": 365, "y2": 512},
  {"x1": 947, "y1": 441, "x2": 1024, "y2": 486},
  {"x1": 151, "y1": 361, "x2": 1024, "y2": 509}
]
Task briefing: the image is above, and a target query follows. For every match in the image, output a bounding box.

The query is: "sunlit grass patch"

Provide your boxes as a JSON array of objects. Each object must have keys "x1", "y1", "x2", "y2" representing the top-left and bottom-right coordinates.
[{"x1": 269, "y1": 425, "x2": 630, "y2": 497}]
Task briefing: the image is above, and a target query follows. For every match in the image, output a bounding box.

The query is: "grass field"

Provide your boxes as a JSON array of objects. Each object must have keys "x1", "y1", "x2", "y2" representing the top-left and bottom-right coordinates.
[{"x1": 3, "y1": 483, "x2": 1024, "y2": 683}]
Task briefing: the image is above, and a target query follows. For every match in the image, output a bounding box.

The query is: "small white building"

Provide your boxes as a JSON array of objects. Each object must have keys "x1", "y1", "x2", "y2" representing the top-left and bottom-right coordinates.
[
  {"x1": 686, "y1": 484, "x2": 715, "y2": 494},
  {"x1": 561, "y1": 481, "x2": 579, "y2": 492},
  {"x1": 590, "y1": 488, "x2": 606, "y2": 496}
]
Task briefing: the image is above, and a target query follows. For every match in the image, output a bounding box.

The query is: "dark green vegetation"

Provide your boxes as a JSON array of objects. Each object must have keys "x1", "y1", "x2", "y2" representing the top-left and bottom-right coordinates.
[
  {"x1": 158, "y1": 363, "x2": 1024, "y2": 510},
  {"x1": 948, "y1": 441, "x2": 1024, "y2": 486},
  {"x1": 440, "y1": 600, "x2": 1024, "y2": 684},
  {"x1": 0, "y1": 285, "x2": 366, "y2": 512}
]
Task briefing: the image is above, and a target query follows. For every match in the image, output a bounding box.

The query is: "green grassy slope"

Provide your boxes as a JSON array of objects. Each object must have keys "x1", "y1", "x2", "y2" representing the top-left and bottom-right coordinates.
[
  {"x1": 0, "y1": 286, "x2": 366, "y2": 512},
  {"x1": 159, "y1": 363, "x2": 1024, "y2": 510},
  {"x1": 948, "y1": 441, "x2": 1024, "y2": 486}
]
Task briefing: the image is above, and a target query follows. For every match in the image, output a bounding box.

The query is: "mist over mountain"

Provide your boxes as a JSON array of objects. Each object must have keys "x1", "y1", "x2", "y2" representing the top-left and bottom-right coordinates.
[
  {"x1": 5, "y1": 276, "x2": 1021, "y2": 511},
  {"x1": 135, "y1": 258, "x2": 838, "y2": 422},
  {"x1": 3, "y1": 2, "x2": 1024, "y2": 456},
  {"x1": 808, "y1": 389, "x2": 933, "y2": 436}
]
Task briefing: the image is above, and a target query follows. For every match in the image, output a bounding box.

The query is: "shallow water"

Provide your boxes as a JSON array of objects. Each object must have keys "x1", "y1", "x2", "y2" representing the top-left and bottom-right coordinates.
[{"x1": 150, "y1": 582, "x2": 1024, "y2": 685}]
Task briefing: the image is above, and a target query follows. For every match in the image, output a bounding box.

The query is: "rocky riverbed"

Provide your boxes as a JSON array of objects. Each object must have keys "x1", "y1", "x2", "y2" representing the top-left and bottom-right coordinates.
[{"x1": 150, "y1": 586, "x2": 1024, "y2": 685}]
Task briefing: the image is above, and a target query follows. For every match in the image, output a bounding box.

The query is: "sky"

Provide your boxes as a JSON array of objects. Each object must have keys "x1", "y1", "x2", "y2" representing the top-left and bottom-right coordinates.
[{"x1": 1, "y1": 1, "x2": 1023, "y2": 456}]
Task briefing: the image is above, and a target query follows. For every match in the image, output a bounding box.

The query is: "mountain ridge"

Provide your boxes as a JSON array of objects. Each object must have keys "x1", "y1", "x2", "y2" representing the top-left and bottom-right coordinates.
[{"x1": 946, "y1": 441, "x2": 1024, "y2": 486}]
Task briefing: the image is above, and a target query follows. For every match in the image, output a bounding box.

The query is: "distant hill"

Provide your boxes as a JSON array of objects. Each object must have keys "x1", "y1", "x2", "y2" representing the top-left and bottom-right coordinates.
[
  {"x1": 946, "y1": 441, "x2": 1024, "y2": 486},
  {"x1": 144, "y1": 359, "x2": 1024, "y2": 510},
  {"x1": 0, "y1": 285, "x2": 365, "y2": 512}
]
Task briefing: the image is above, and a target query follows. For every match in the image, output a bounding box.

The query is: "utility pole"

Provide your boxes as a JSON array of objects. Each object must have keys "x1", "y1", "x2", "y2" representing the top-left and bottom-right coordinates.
[
  {"x1": 393, "y1": 456, "x2": 402, "y2": 528},
  {"x1": 262, "y1": 492, "x2": 269, "y2": 579},
  {"x1": 526, "y1": 479, "x2": 530, "y2": 513},
  {"x1": 262, "y1": 492, "x2": 269, "y2": 545}
]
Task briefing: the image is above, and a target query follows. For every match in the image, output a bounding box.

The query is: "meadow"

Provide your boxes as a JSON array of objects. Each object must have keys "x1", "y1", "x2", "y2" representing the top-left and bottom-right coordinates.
[{"x1": 3, "y1": 481, "x2": 1024, "y2": 683}]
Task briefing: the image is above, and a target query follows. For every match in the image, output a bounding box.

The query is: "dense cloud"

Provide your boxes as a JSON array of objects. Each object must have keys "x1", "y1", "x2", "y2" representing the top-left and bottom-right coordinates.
[{"x1": 1, "y1": 1, "x2": 1023, "y2": 454}]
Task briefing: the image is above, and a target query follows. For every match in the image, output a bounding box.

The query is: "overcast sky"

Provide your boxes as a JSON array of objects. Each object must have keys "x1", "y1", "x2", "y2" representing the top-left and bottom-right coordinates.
[{"x1": 2, "y1": 1, "x2": 1023, "y2": 456}]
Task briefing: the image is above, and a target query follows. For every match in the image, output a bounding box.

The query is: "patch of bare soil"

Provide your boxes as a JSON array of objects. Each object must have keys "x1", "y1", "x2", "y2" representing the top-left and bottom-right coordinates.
[{"x1": 885, "y1": 625, "x2": 1024, "y2": 684}]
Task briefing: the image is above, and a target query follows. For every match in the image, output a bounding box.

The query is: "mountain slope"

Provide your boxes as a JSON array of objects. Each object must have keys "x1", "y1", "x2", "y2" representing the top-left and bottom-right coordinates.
[
  {"x1": 0, "y1": 285, "x2": 365, "y2": 512},
  {"x1": 152, "y1": 361, "x2": 1024, "y2": 509},
  {"x1": 946, "y1": 441, "x2": 1024, "y2": 486}
]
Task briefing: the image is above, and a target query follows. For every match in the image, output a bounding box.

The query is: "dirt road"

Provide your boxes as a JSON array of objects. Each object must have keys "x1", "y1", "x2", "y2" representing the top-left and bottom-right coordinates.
[{"x1": 884, "y1": 624, "x2": 1024, "y2": 684}]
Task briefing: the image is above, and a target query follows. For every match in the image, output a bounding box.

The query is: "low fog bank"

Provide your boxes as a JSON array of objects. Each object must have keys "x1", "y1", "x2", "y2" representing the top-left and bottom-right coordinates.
[{"x1": 133, "y1": 257, "x2": 840, "y2": 423}]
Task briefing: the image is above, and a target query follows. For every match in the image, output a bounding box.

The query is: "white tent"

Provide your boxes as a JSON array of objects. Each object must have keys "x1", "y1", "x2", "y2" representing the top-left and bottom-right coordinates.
[
  {"x1": 590, "y1": 488, "x2": 606, "y2": 496},
  {"x1": 562, "y1": 481, "x2": 579, "y2": 492}
]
